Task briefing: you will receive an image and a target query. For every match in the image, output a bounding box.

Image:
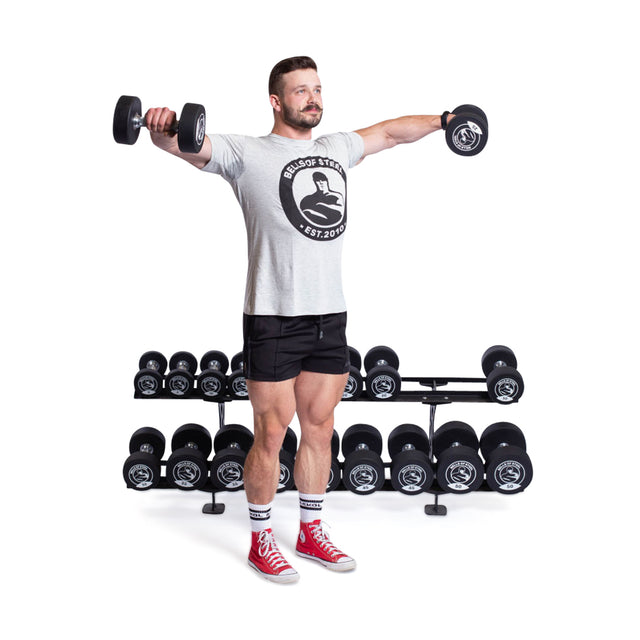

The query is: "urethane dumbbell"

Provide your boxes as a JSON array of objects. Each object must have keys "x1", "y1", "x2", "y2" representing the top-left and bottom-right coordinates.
[
  {"x1": 327, "y1": 430, "x2": 341, "y2": 492},
  {"x1": 481, "y1": 345, "x2": 525, "y2": 404},
  {"x1": 480, "y1": 422, "x2": 533, "y2": 494},
  {"x1": 388, "y1": 424, "x2": 434, "y2": 494},
  {"x1": 277, "y1": 427, "x2": 298, "y2": 493},
  {"x1": 442, "y1": 104, "x2": 488, "y2": 156},
  {"x1": 364, "y1": 346, "x2": 402, "y2": 400},
  {"x1": 432, "y1": 421, "x2": 484, "y2": 493},
  {"x1": 166, "y1": 424, "x2": 212, "y2": 490},
  {"x1": 227, "y1": 352, "x2": 248, "y2": 399},
  {"x1": 165, "y1": 351, "x2": 198, "y2": 398},
  {"x1": 210, "y1": 424, "x2": 254, "y2": 492},
  {"x1": 113, "y1": 95, "x2": 207, "y2": 153},
  {"x1": 123, "y1": 427, "x2": 166, "y2": 490},
  {"x1": 341, "y1": 424, "x2": 385, "y2": 494},
  {"x1": 197, "y1": 350, "x2": 229, "y2": 400},
  {"x1": 342, "y1": 346, "x2": 364, "y2": 400},
  {"x1": 134, "y1": 351, "x2": 167, "y2": 398}
]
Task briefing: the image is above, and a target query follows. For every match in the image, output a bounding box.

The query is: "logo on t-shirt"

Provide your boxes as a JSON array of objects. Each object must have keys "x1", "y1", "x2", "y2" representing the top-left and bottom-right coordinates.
[{"x1": 279, "y1": 156, "x2": 347, "y2": 241}]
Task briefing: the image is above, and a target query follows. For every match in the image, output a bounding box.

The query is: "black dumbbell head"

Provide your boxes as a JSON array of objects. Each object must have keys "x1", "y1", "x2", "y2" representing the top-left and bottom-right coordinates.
[
  {"x1": 432, "y1": 421, "x2": 479, "y2": 458},
  {"x1": 486, "y1": 366, "x2": 524, "y2": 404},
  {"x1": 230, "y1": 352, "x2": 244, "y2": 372},
  {"x1": 169, "y1": 351, "x2": 198, "y2": 372},
  {"x1": 480, "y1": 422, "x2": 527, "y2": 461},
  {"x1": 452, "y1": 104, "x2": 488, "y2": 130},
  {"x1": 129, "y1": 427, "x2": 166, "y2": 458},
  {"x1": 445, "y1": 111, "x2": 488, "y2": 156},
  {"x1": 342, "y1": 366, "x2": 363, "y2": 400},
  {"x1": 390, "y1": 449, "x2": 433, "y2": 494},
  {"x1": 138, "y1": 351, "x2": 167, "y2": 374},
  {"x1": 113, "y1": 95, "x2": 142, "y2": 145},
  {"x1": 342, "y1": 449, "x2": 385, "y2": 494},
  {"x1": 388, "y1": 424, "x2": 429, "y2": 458},
  {"x1": 199, "y1": 350, "x2": 229, "y2": 374},
  {"x1": 348, "y1": 346, "x2": 362, "y2": 371},
  {"x1": 364, "y1": 346, "x2": 400, "y2": 372},
  {"x1": 277, "y1": 448, "x2": 296, "y2": 492},
  {"x1": 177, "y1": 102, "x2": 206, "y2": 154},
  {"x1": 282, "y1": 427, "x2": 298, "y2": 455},
  {"x1": 213, "y1": 423, "x2": 254, "y2": 453},
  {"x1": 481, "y1": 345, "x2": 518, "y2": 377},
  {"x1": 171, "y1": 423, "x2": 212, "y2": 458},
  {"x1": 342, "y1": 424, "x2": 383, "y2": 457}
]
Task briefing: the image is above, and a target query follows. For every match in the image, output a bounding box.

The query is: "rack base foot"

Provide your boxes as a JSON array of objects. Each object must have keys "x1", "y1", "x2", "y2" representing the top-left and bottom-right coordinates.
[
  {"x1": 202, "y1": 493, "x2": 226, "y2": 514},
  {"x1": 425, "y1": 503, "x2": 447, "y2": 516}
]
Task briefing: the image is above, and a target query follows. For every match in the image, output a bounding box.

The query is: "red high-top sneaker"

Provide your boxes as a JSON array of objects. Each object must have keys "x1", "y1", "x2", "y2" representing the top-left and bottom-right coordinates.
[
  {"x1": 248, "y1": 529, "x2": 299, "y2": 583},
  {"x1": 296, "y1": 520, "x2": 356, "y2": 571}
]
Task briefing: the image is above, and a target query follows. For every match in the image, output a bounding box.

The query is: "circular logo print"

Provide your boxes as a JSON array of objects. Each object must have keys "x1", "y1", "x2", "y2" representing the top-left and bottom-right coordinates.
[
  {"x1": 196, "y1": 113, "x2": 206, "y2": 146},
  {"x1": 494, "y1": 460, "x2": 525, "y2": 491},
  {"x1": 494, "y1": 377, "x2": 519, "y2": 402},
  {"x1": 349, "y1": 464, "x2": 378, "y2": 492},
  {"x1": 129, "y1": 464, "x2": 153, "y2": 489},
  {"x1": 451, "y1": 121, "x2": 484, "y2": 153},
  {"x1": 343, "y1": 374, "x2": 357, "y2": 399},
  {"x1": 231, "y1": 377, "x2": 248, "y2": 397},
  {"x1": 398, "y1": 464, "x2": 427, "y2": 492},
  {"x1": 278, "y1": 462, "x2": 291, "y2": 490},
  {"x1": 137, "y1": 375, "x2": 159, "y2": 396},
  {"x1": 168, "y1": 375, "x2": 189, "y2": 396},
  {"x1": 216, "y1": 461, "x2": 243, "y2": 489},
  {"x1": 279, "y1": 156, "x2": 347, "y2": 241},
  {"x1": 444, "y1": 461, "x2": 477, "y2": 491},
  {"x1": 371, "y1": 375, "x2": 396, "y2": 399},
  {"x1": 172, "y1": 461, "x2": 201, "y2": 488},
  {"x1": 201, "y1": 375, "x2": 222, "y2": 397}
]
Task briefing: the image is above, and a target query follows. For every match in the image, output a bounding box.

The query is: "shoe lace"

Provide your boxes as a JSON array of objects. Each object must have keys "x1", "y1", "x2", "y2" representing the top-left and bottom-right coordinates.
[
  {"x1": 309, "y1": 521, "x2": 342, "y2": 558},
  {"x1": 258, "y1": 530, "x2": 290, "y2": 570}
]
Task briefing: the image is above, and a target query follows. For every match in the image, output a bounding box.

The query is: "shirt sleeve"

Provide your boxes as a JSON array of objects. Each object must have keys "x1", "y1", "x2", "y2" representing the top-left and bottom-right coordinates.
[
  {"x1": 345, "y1": 131, "x2": 365, "y2": 167},
  {"x1": 201, "y1": 134, "x2": 246, "y2": 181}
]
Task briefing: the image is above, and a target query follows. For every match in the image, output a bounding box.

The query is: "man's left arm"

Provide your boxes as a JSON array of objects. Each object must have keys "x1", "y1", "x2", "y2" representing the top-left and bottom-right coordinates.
[{"x1": 354, "y1": 114, "x2": 453, "y2": 160}]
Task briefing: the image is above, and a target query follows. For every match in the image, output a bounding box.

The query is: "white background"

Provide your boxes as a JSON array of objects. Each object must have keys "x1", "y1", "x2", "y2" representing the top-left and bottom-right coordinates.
[{"x1": 3, "y1": 1, "x2": 638, "y2": 637}]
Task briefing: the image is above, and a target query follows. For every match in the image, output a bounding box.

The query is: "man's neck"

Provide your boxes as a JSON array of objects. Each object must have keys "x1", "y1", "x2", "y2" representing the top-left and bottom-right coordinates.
[{"x1": 271, "y1": 121, "x2": 314, "y2": 141}]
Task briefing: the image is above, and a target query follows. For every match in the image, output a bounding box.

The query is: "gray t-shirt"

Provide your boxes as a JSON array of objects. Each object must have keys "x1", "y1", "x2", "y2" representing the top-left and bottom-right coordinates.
[{"x1": 202, "y1": 132, "x2": 364, "y2": 316}]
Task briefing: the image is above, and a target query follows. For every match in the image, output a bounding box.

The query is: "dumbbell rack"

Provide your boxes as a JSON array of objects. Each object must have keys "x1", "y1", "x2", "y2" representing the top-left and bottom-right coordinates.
[{"x1": 134, "y1": 373, "x2": 512, "y2": 517}]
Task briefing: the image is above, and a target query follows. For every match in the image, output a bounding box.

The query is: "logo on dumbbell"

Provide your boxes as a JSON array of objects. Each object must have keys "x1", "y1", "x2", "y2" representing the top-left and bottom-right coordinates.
[
  {"x1": 444, "y1": 461, "x2": 478, "y2": 491},
  {"x1": 493, "y1": 377, "x2": 519, "y2": 403},
  {"x1": 370, "y1": 375, "x2": 397, "y2": 399},
  {"x1": 128, "y1": 464, "x2": 154, "y2": 489},
  {"x1": 494, "y1": 460, "x2": 525, "y2": 490},
  {"x1": 450, "y1": 120, "x2": 484, "y2": 153},
  {"x1": 349, "y1": 464, "x2": 379, "y2": 492},
  {"x1": 216, "y1": 461, "x2": 243, "y2": 489},
  {"x1": 172, "y1": 461, "x2": 202, "y2": 488},
  {"x1": 397, "y1": 465, "x2": 428, "y2": 492}
]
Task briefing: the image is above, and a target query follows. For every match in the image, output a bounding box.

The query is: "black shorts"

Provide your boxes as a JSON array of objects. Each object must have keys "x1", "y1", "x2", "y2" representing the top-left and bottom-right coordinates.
[{"x1": 242, "y1": 312, "x2": 350, "y2": 382}]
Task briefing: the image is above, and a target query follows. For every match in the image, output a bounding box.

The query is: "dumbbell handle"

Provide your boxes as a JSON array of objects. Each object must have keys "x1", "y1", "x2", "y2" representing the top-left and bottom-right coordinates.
[
  {"x1": 174, "y1": 360, "x2": 192, "y2": 371},
  {"x1": 131, "y1": 113, "x2": 180, "y2": 133},
  {"x1": 401, "y1": 443, "x2": 416, "y2": 452},
  {"x1": 139, "y1": 443, "x2": 156, "y2": 454},
  {"x1": 355, "y1": 443, "x2": 370, "y2": 452},
  {"x1": 205, "y1": 360, "x2": 224, "y2": 371}
]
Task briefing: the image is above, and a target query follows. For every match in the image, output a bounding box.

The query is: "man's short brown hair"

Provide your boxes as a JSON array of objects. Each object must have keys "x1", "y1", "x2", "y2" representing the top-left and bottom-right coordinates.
[{"x1": 268, "y1": 56, "x2": 317, "y2": 97}]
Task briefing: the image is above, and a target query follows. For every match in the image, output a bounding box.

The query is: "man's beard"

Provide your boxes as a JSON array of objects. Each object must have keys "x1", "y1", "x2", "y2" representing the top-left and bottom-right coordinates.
[{"x1": 282, "y1": 102, "x2": 323, "y2": 129}]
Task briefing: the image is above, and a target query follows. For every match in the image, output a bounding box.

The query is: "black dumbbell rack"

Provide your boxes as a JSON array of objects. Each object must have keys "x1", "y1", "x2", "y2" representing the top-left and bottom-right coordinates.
[{"x1": 134, "y1": 373, "x2": 516, "y2": 516}]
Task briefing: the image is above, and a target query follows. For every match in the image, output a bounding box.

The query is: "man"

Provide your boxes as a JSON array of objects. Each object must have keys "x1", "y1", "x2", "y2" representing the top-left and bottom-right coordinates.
[{"x1": 146, "y1": 56, "x2": 452, "y2": 583}]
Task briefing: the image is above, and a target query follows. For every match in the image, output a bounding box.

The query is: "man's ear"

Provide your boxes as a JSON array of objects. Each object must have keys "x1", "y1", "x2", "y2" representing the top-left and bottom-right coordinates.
[{"x1": 270, "y1": 94, "x2": 282, "y2": 112}]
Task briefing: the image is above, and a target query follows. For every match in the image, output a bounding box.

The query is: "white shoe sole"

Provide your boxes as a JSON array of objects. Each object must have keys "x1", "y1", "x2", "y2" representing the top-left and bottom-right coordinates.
[
  {"x1": 248, "y1": 560, "x2": 300, "y2": 584},
  {"x1": 295, "y1": 550, "x2": 357, "y2": 572}
]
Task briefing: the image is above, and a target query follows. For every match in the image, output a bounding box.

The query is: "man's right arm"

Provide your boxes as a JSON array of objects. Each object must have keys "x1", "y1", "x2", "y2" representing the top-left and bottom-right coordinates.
[{"x1": 146, "y1": 107, "x2": 212, "y2": 169}]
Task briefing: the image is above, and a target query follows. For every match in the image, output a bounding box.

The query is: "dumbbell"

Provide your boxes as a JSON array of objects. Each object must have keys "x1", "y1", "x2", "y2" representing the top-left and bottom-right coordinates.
[
  {"x1": 327, "y1": 430, "x2": 341, "y2": 492},
  {"x1": 123, "y1": 427, "x2": 166, "y2": 490},
  {"x1": 210, "y1": 424, "x2": 254, "y2": 492},
  {"x1": 388, "y1": 424, "x2": 434, "y2": 494},
  {"x1": 227, "y1": 352, "x2": 249, "y2": 399},
  {"x1": 197, "y1": 350, "x2": 229, "y2": 400},
  {"x1": 113, "y1": 95, "x2": 207, "y2": 153},
  {"x1": 432, "y1": 421, "x2": 484, "y2": 493},
  {"x1": 166, "y1": 424, "x2": 212, "y2": 490},
  {"x1": 165, "y1": 351, "x2": 198, "y2": 398},
  {"x1": 442, "y1": 103, "x2": 488, "y2": 156},
  {"x1": 341, "y1": 424, "x2": 385, "y2": 494},
  {"x1": 133, "y1": 351, "x2": 167, "y2": 398},
  {"x1": 481, "y1": 345, "x2": 525, "y2": 404},
  {"x1": 364, "y1": 345, "x2": 402, "y2": 400},
  {"x1": 342, "y1": 346, "x2": 363, "y2": 400},
  {"x1": 480, "y1": 422, "x2": 533, "y2": 494},
  {"x1": 277, "y1": 427, "x2": 298, "y2": 493}
]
